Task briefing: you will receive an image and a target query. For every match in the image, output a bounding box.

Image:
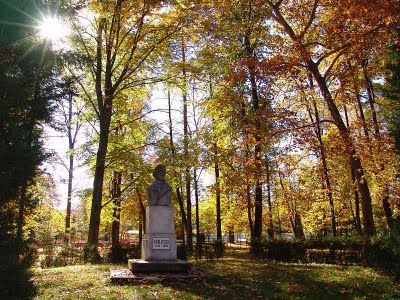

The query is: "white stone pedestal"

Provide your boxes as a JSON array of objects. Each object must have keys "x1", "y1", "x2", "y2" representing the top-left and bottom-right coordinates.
[
  {"x1": 141, "y1": 206, "x2": 177, "y2": 261},
  {"x1": 128, "y1": 206, "x2": 190, "y2": 273}
]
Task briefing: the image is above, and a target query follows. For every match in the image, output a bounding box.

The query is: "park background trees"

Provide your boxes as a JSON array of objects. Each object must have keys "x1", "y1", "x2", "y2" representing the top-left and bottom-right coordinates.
[{"x1": 2, "y1": 0, "x2": 400, "y2": 277}]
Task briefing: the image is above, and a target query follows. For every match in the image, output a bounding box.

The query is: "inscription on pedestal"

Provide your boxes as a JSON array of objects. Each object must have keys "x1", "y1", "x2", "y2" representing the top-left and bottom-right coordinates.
[{"x1": 153, "y1": 238, "x2": 170, "y2": 249}]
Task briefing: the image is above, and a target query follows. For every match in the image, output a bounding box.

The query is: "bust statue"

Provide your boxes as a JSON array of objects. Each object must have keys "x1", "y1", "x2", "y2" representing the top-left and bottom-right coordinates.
[{"x1": 147, "y1": 165, "x2": 172, "y2": 206}]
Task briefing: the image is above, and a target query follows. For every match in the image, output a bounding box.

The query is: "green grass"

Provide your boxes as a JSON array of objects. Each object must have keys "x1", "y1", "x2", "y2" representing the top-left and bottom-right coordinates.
[{"x1": 32, "y1": 250, "x2": 400, "y2": 299}]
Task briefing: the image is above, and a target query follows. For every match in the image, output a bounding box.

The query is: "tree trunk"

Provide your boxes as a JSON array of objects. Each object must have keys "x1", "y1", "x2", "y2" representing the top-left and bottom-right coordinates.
[
  {"x1": 181, "y1": 39, "x2": 192, "y2": 251},
  {"x1": 243, "y1": 35, "x2": 263, "y2": 240},
  {"x1": 215, "y1": 143, "x2": 222, "y2": 241},
  {"x1": 136, "y1": 188, "x2": 146, "y2": 233},
  {"x1": 362, "y1": 62, "x2": 394, "y2": 228},
  {"x1": 361, "y1": 60, "x2": 379, "y2": 136},
  {"x1": 294, "y1": 212, "x2": 305, "y2": 240},
  {"x1": 194, "y1": 168, "x2": 200, "y2": 244},
  {"x1": 228, "y1": 230, "x2": 235, "y2": 243},
  {"x1": 307, "y1": 60, "x2": 375, "y2": 235},
  {"x1": 138, "y1": 210, "x2": 143, "y2": 247},
  {"x1": 168, "y1": 90, "x2": 188, "y2": 241},
  {"x1": 87, "y1": 18, "x2": 112, "y2": 249},
  {"x1": 87, "y1": 110, "x2": 112, "y2": 246},
  {"x1": 344, "y1": 105, "x2": 362, "y2": 234},
  {"x1": 382, "y1": 188, "x2": 394, "y2": 229},
  {"x1": 136, "y1": 188, "x2": 145, "y2": 256},
  {"x1": 268, "y1": 4, "x2": 375, "y2": 235},
  {"x1": 265, "y1": 159, "x2": 274, "y2": 238},
  {"x1": 65, "y1": 92, "x2": 75, "y2": 244},
  {"x1": 351, "y1": 69, "x2": 370, "y2": 138},
  {"x1": 65, "y1": 154, "x2": 74, "y2": 239},
  {"x1": 310, "y1": 99, "x2": 337, "y2": 236},
  {"x1": 111, "y1": 171, "x2": 122, "y2": 247},
  {"x1": 246, "y1": 184, "x2": 254, "y2": 240}
]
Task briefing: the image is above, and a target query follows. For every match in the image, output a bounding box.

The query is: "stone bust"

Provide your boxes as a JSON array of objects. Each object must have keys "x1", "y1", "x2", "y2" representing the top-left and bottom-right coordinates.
[{"x1": 147, "y1": 164, "x2": 172, "y2": 206}]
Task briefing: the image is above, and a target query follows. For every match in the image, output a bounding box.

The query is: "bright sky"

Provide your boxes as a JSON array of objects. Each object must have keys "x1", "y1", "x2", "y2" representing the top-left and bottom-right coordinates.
[
  {"x1": 38, "y1": 16, "x2": 71, "y2": 51},
  {"x1": 40, "y1": 15, "x2": 213, "y2": 210},
  {"x1": 46, "y1": 85, "x2": 213, "y2": 210}
]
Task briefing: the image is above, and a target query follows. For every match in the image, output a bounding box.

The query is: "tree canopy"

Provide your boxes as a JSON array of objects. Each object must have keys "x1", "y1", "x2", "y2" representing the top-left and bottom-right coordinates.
[{"x1": 1, "y1": 0, "x2": 400, "y2": 274}]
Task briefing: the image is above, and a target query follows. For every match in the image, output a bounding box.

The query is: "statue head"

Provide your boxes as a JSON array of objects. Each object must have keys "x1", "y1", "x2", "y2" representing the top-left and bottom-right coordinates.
[{"x1": 153, "y1": 164, "x2": 166, "y2": 181}]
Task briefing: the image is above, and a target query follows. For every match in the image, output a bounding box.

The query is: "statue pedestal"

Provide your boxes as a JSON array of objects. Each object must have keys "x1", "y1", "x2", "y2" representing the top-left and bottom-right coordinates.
[
  {"x1": 128, "y1": 206, "x2": 190, "y2": 273},
  {"x1": 142, "y1": 206, "x2": 177, "y2": 261}
]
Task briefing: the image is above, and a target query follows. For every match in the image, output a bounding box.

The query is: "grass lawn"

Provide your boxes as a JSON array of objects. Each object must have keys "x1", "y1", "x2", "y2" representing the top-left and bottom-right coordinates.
[{"x1": 32, "y1": 250, "x2": 400, "y2": 299}]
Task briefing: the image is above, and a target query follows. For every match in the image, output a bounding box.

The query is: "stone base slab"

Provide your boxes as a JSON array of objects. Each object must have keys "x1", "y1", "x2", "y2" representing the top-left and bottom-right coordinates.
[
  {"x1": 110, "y1": 267, "x2": 202, "y2": 284},
  {"x1": 128, "y1": 259, "x2": 191, "y2": 273}
]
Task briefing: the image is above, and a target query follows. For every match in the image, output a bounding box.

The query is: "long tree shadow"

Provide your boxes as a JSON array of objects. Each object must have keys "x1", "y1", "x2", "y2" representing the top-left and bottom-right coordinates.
[{"x1": 159, "y1": 258, "x2": 400, "y2": 299}]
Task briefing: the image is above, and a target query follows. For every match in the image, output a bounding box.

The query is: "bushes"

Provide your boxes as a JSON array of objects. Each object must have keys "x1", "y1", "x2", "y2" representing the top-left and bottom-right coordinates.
[
  {"x1": 251, "y1": 239, "x2": 306, "y2": 262},
  {"x1": 253, "y1": 238, "x2": 360, "y2": 264},
  {"x1": 177, "y1": 242, "x2": 187, "y2": 260},
  {"x1": 367, "y1": 229, "x2": 400, "y2": 279},
  {"x1": 213, "y1": 240, "x2": 225, "y2": 259},
  {"x1": 107, "y1": 243, "x2": 140, "y2": 263},
  {"x1": 193, "y1": 240, "x2": 225, "y2": 260},
  {"x1": 0, "y1": 242, "x2": 37, "y2": 299},
  {"x1": 249, "y1": 231, "x2": 400, "y2": 279},
  {"x1": 39, "y1": 244, "x2": 84, "y2": 268}
]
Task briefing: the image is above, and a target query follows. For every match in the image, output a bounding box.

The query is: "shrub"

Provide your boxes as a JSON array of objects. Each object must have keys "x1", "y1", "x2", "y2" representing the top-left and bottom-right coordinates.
[
  {"x1": 367, "y1": 229, "x2": 400, "y2": 279},
  {"x1": 213, "y1": 240, "x2": 225, "y2": 259},
  {"x1": 250, "y1": 236, "x2": 364, "y2": 264},
  {"x1": 106, "y1": 243, "x2": 140, "y2": 263},
  {"x1": 40, "y1": 244, "x2": 84, "y2": 268},
  {"x1": 177, "y1": 242, "x2": 187, "y2": 261},
  {"x1": 83, "y1": 244, "x2": 102, "y2": 264},
  {"x1": 250, "y1": 239, "x2": 264, "y2": 258},
  {"x1": 0, "y1": 240, "x2": 37, "y2": 299}
]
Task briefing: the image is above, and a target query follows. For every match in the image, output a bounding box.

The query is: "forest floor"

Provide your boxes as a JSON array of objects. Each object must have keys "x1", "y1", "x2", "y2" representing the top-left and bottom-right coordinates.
[{"x1": 32, "y1": 248, "x2": 400, "y2": 299}]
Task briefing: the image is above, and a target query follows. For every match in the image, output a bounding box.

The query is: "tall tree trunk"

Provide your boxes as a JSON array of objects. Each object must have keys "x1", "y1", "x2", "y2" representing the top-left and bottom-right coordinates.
[
  {"x1": 65, "y1": 154, "x2": 74, "y2": 241},
  {"x1": 361, "y1": 60, "x2": 379, "y2": 136},
  {"x1": 344, "y1": 105, "x2": 362, "y2": 234},
  {"x1": 278, "y1": 172, "x2": 305, "y2": 238},
  {"x1": 307, "y1": 60, "x2": 375, "y2": 235},
  {"x1": 243, "y1": 35, "x2": 263, "y2": 240},
  {"x1": 309, "y1": 98, "x2": 337, "y2": 236},
  {"x1": 136, "y1": 188, "x2": 146, "y2": 233},
  {"x1": 246, "y1": 184, "x2": 254, "y2": 240},
  {"x1": 194, "y1": 169, "x2": 200, "y2": 240},
  {"x1": 168, "y1": 90, "x2": 187, "y2": 242},
  {"x1": 278, "y1": 174, "x2": 295, "y2": 235},
  {"x1": 138, "y1": 210, "x2": 143, "y2": 247},
  {"x1": 88, "y1": 18, "x2": 112, "y2": 249},
  {"x1": 88, "y1": 110, "x2": 112, "y2": 246},
  {"x1": 269, "y1": 3, "x2": 375, "y2": 235},
  {"x1": 265, "y1": 159, "x2": 274, "y2": 238},
  {"x1": 351, "y1": 70, "x2": 370, "y2": 138},
  {"x1": 136, "y1": 188, "x2": 145, "y2": 256},
  {"x1": 294, "y1": 212, "x2": 306, "y2": 240},
  {"x1": 209, "y1": 83, "x2": 222, "y2": 241},
  {"x1": 181, "y1": 39, "x2": 192, "y2": 251},
  {"x1": 65, "y1": 92, "x2": 75, "y2": 244},
  {"x1": 215, "y1": 143, "x2": 222, "y2": 241},
  {"x1": 111, "y1": 171, "x2": 122, "y2": 248},
  {"x1": 361, "y1": 61, "x2": 394, "y2": 228}
]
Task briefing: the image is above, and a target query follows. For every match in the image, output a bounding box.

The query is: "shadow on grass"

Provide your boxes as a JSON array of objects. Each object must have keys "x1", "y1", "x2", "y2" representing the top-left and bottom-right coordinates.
[{"x1": 159, "y1": 259, "x2": 400, "y2": 299}]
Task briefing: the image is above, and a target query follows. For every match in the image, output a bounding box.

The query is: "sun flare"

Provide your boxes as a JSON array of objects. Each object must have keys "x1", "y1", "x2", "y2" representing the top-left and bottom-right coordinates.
[{"x1": 39, "y1": 17, "x2": 69, "y2": 44}]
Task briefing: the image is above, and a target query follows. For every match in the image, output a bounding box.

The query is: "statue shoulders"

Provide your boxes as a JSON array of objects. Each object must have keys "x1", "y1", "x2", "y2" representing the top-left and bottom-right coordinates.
[{"x1": 164, "y1": 181, "x2": 172, "y2": 190}]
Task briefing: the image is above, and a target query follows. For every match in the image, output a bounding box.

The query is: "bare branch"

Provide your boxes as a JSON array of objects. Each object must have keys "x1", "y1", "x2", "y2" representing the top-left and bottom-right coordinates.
[
  {"x1": 323, "y1": 47, "x2": 348, "y2": 79},
  {"x1": 101, "y1": 175, "x2": 141, "y2": 209}
]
